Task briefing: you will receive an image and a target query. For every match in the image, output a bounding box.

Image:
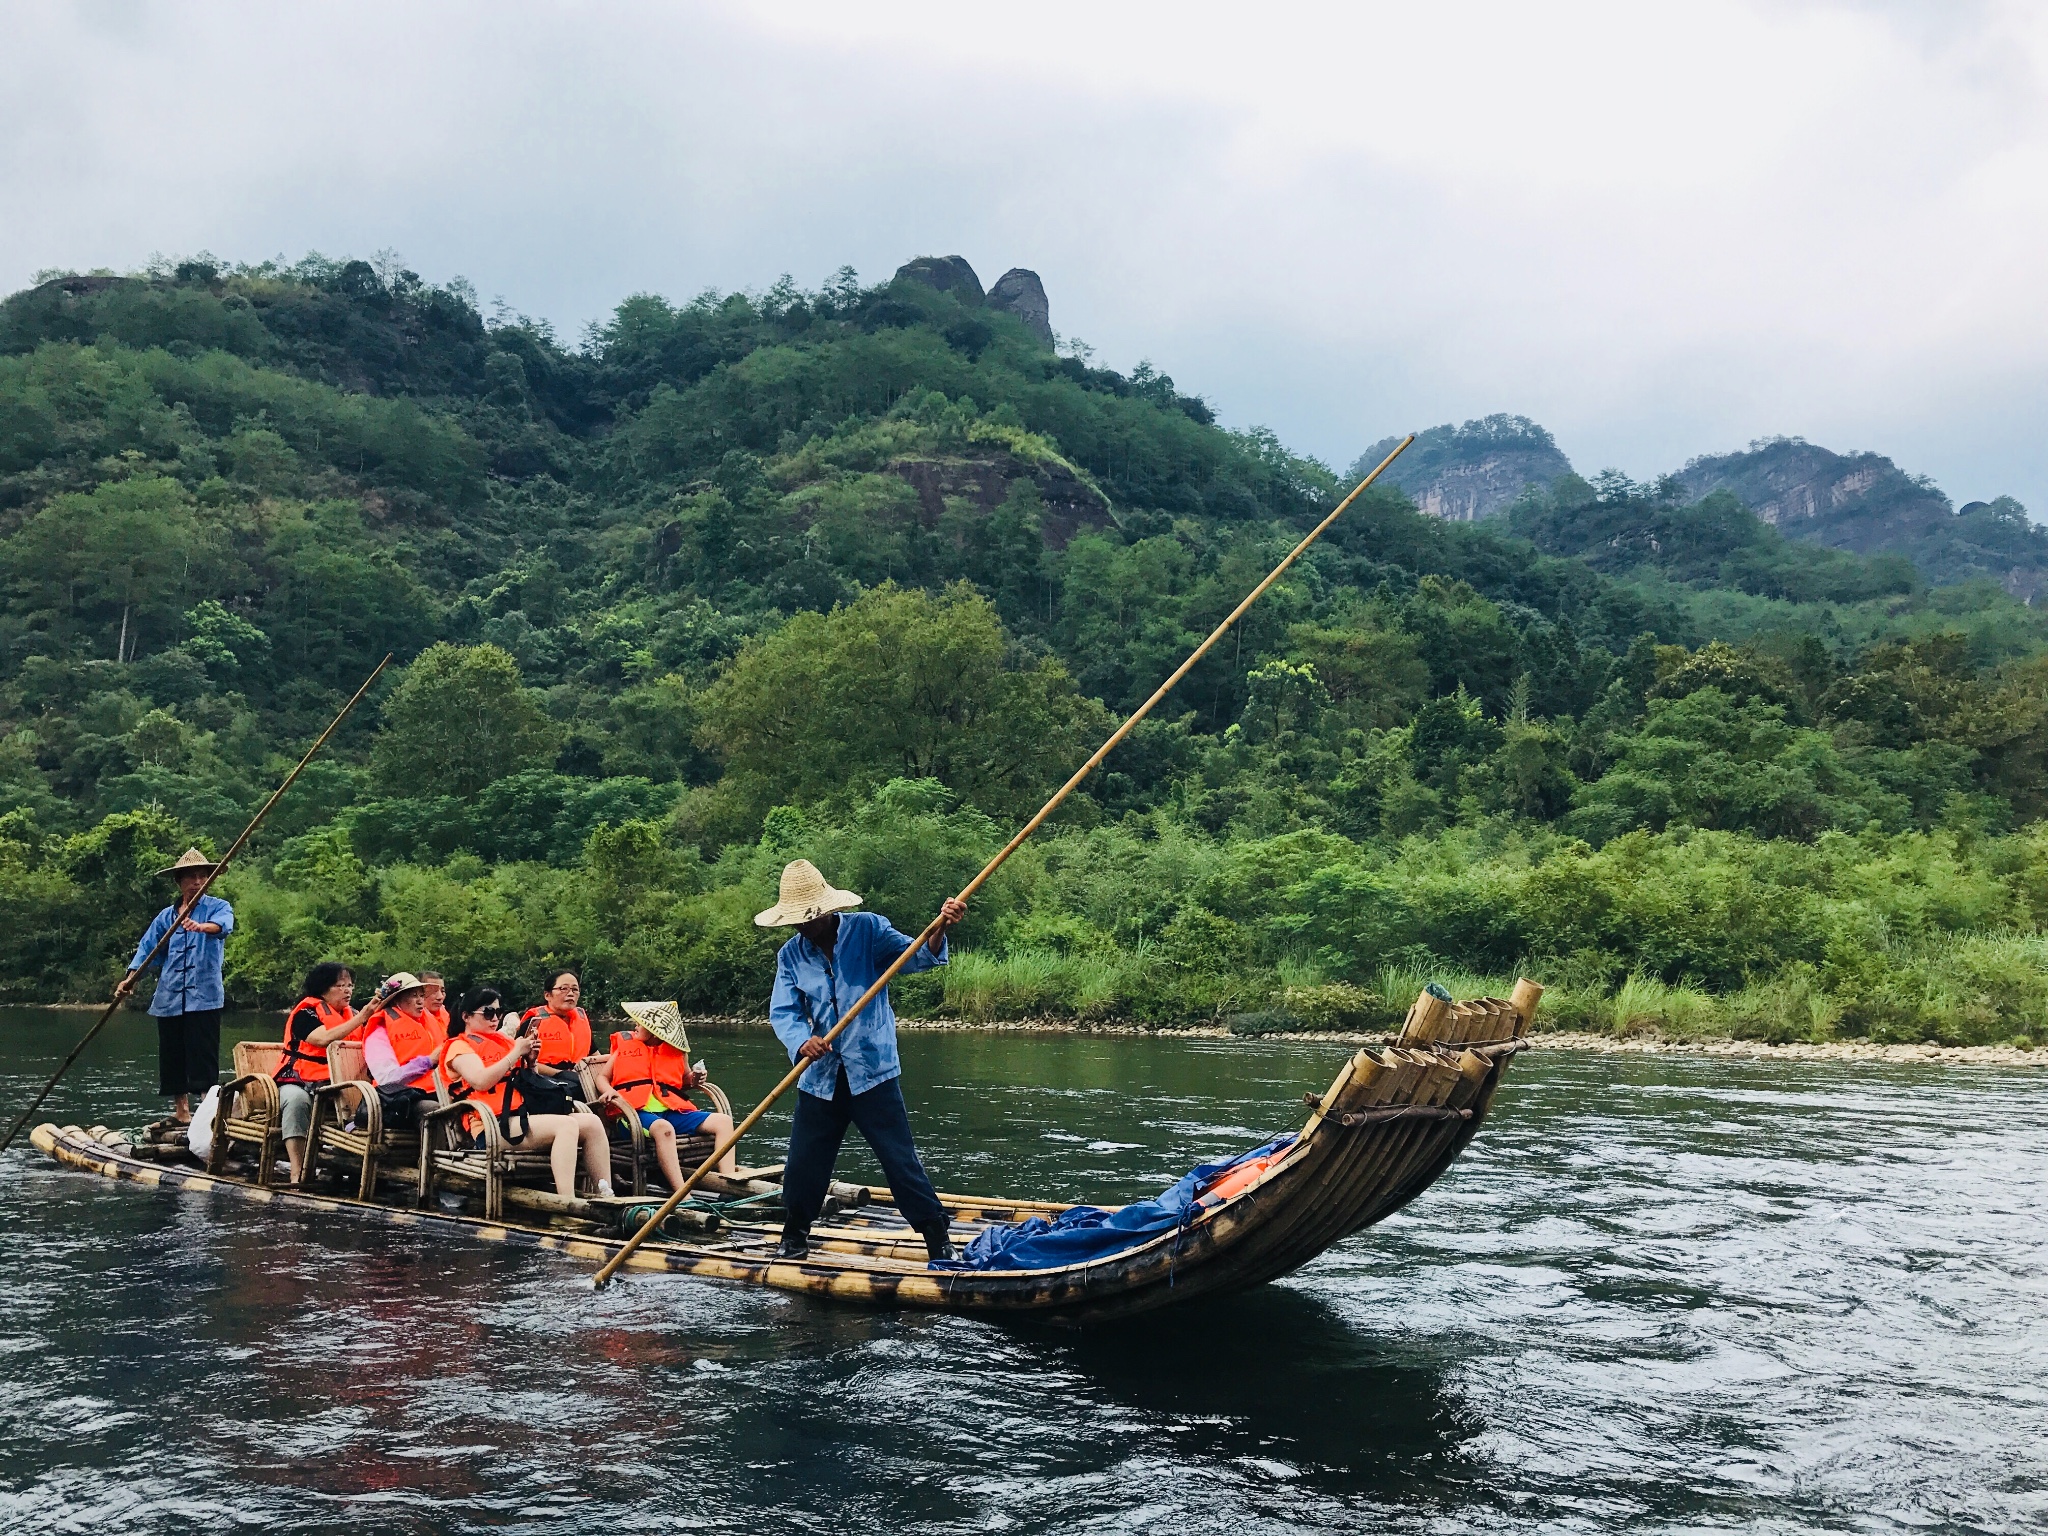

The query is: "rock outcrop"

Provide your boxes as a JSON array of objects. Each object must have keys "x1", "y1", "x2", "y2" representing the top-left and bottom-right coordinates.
[
  {"x1": 1674, "y1": 439, "x2": 1938, "y2": 544},
  {"x1": 986, "y1": 268, "x2": 1053, "y2": 346},
  {"x1": 1676, "y1": 438, "x2": 2048, "y2": 600},
  {"x1": 887, "y1": 452, "x2": 1110, "y2": 550},
  {"x1": 892, "y1": 255, "x2": 985, "y2": 306},
  {"x1": 1350, "y1": 415, "x2": 1574, "y2": 523},
  {"x1": 890, "y1": 258, "x2": 1055, "y2": 349}
]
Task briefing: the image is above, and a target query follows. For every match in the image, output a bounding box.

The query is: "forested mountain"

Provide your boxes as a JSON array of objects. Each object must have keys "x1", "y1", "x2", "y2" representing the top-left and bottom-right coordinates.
[
  {"x1": 1352, "y1": 416, "x2": 1572, "y2": 523},
  {"x1": 1357, "y1": 417, "x2": 2048, "y2": 601},
  {"x1": 1674, "y1": 438, "x2": 2048, "y2": 601},
  {"x1": 2, "y1": 251, "x2": 2045, "y2": 1046}
]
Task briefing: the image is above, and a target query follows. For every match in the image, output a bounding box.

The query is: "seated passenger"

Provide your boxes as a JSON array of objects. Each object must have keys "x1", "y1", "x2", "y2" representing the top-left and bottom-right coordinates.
[
  {"x1": 420, "y1": 971, "x2": 451, "y2": 1038},
  {"x1": 273, "y1": 961, "x2": 374, "y2": 1184},
  {"x1": 596, "y1": 1000, "x2": 738, "y2": 1186},
  {"x1": 360, "y1": 972, "x2": 447, "y2": 1128},
  {"x1": 516, "y1": 970, "x2": 595, "y2": 1097},
  {"x1": 440, "y1": 989, "x2": 613, "y2": 1199}
]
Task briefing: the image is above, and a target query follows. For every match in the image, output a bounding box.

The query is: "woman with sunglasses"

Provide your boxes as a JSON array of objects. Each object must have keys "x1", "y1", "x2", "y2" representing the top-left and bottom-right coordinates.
[{"x1": 436, "y1": 988, "x2": 613, "y2": 1199}]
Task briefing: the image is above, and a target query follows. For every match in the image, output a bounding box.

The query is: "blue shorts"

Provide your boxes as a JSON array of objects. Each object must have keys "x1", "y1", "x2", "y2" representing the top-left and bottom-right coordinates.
[{"x1": 638, "y1": 1108, "x2": 713, "y2": 1135}]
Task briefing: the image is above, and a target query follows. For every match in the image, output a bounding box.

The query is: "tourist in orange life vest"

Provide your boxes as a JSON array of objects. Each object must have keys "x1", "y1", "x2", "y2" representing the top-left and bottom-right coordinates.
[
  {"x1": 439, "y1": 988, "x2": 613, "y2": 1199},
  {"x1": 594, "y1": 1000, "x2": 738, "y2": 1186},
  {"x1": 273, "y1": 961, "x2": 377, "y2": 1185},
  {"x1": 517, "y1": 970, "x2": 595, "y2": 1098},
  {"x1": 420, "y1": 971, "x2": 450, "y2": 1039},
  {"x1": 360, "y1": 973, "x2": 448, "y2": 1129}
]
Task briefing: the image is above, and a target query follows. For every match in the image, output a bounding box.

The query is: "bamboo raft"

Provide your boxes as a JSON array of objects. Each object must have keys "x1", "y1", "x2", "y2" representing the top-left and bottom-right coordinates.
[{"x1": 29, "y1": 982, "x2": 1538, "y2": 1322}]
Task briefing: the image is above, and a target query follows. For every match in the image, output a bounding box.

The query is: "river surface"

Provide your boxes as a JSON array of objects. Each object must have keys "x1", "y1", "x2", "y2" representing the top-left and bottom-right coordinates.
[{"x1": 1, "y1": 1009, "x2": 2043, "y2": 1534}]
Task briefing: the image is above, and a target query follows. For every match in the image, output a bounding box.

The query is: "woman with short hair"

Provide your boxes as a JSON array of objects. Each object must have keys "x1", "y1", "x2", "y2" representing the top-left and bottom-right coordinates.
[
  {"x1": 272, "y1": 961, "x2": 374, "y2": 1185},
  {"x1": 517, "y1": 970, "x2": 594, "y2": 1095}
]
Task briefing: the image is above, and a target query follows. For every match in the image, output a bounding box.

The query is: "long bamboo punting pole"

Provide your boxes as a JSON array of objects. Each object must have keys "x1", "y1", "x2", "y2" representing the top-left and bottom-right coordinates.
[
  {"x1": 0, "y1": 655, "x2": 393, "y2": 1156},
  {"x1": 591, "y1": 436, "x2": 1416, "y2": 1287}
]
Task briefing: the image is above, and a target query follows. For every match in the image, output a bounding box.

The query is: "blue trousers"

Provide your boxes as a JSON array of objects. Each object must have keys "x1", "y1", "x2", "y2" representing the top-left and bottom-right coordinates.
[{"x1": 783, "y1": 1066, "x2": 947, "y2": 1234}]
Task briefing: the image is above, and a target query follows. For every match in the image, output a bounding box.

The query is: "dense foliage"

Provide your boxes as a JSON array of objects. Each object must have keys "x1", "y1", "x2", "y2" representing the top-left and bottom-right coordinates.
[{"x1": 2, "y1": 253, "x2": 2045, "y2": 1045}]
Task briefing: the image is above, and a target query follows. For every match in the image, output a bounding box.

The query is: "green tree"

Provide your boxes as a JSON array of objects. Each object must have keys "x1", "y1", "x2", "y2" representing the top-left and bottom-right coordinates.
[
  {"x1": 0, "y1": 477, "x2": 223, "y2": 661},
  {"x1": 371, "y1": 643, "x2": 562, "y2": 798},
  {"x1": 697, "y1": 583, "x2": 1107, "y2": 823}
]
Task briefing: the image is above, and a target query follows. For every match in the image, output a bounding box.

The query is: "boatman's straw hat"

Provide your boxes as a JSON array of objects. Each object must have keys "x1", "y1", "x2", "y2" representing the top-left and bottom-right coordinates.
[
  {"x1": 156, "y1": 847, "x2": 219, "y2": 878},
  {"x1": 754, "y1": 859, "x2": 862, "y2": 928},
  {"x1": 622, "y1": 1000, "x2": 692, "y2": 1052}
]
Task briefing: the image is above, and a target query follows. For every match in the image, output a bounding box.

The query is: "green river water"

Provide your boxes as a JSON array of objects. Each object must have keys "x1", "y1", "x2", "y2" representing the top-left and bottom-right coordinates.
[{"x1": 1, "y1": 1009, "x2": 2043, "y2": 1533}]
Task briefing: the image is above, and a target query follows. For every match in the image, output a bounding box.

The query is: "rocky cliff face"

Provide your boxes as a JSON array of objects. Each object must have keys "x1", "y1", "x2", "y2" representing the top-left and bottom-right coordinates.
[
  {"x1": 1676, "y1": 438, "x2": 2048, "y2": 600},
  {"x1": 892, "y1": 256, "x2": 1054, "y2": 350},
  {"x1": 1346, "y1": 414, "x2": 2045, "y2": 600},
  {"x1": 985, "y1": 268, "x2": 1052, "y2": 346},
  {"x1": 886, "y1": 450, "x2": 1110, "y2": 549},
  {"x1": 1351, "y1": 415, "x2": 1575, "y2": 522},
  {"x1": 892, "y1": 255, "x2": 985, "y2": 305},
  {"x1": 1674, "y1": 439, "x2": 1929, "y2": 540}
]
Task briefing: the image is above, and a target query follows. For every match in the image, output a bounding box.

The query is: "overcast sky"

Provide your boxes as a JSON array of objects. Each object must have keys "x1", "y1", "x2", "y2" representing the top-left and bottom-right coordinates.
[{"x1": 6, "y1": 1, "x2": 2047, "y2": 512}]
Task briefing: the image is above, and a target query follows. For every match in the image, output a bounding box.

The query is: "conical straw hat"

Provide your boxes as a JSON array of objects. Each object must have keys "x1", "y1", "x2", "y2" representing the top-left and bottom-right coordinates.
[
  {"x1": 754, "y1": 859, "x2": 862, "y2": 928},
  {"x1": 156, "y1": 847, "x2": 219, "y2": 878},
  {"x1": 622, "y1": 1000, "x2": 692, "y2": 1052}
]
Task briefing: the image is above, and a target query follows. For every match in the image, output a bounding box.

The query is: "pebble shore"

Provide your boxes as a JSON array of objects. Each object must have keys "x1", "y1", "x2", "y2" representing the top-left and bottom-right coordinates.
[{"x1": 892, "y1": 1017, "x2": 2047, "y2": 1066}]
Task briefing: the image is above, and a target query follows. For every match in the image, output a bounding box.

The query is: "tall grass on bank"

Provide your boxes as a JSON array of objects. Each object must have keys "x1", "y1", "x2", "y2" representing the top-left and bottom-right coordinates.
[
  {"x1": 195, "y1": 785, "x2": 2048, "y2": 1048},
  {"x1": 900, "y1": 931, "x2": 2048, "y2": 1048},
  {"x1": 926, "y1": 944, "x2": 1151, "y2": 1021}
]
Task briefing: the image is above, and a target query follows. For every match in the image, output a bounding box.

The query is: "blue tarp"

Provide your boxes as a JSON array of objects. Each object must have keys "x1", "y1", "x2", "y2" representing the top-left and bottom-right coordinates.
[{"x1": 931, "y1": 1134, "x2": 1297, "y2": 1272}]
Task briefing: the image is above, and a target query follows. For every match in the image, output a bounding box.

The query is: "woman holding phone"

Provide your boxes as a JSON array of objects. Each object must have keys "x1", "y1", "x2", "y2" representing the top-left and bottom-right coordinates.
[{"x1": 438, "y1": 988, "x2": 613, "y2": 1199}]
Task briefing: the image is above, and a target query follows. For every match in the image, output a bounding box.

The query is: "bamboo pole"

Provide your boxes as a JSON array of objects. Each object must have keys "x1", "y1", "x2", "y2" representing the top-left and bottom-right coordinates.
[
  {"x1": 590, "y1": 436, "x2": 1416, "y2": 1287},
  {"x1": 0, "y1": 655, "x2": 393, "y2": 1156}
]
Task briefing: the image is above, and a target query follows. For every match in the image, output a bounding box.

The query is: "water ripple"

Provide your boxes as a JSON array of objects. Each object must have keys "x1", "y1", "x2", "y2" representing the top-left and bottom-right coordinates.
[{"x1": 0, "y1": 1014, "x2": 2042, "y2": 1532}]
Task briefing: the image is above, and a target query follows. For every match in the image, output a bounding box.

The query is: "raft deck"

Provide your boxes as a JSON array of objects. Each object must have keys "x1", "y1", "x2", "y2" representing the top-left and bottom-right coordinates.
[{"x1": 29, "y1": 983, "x2": 1539, "y2": 1321}]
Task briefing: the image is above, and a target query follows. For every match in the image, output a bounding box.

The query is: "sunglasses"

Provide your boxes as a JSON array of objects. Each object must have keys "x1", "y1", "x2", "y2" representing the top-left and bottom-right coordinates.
[{"x1": 481, "y1": 1005, "x2": 503, "y2": 1019}]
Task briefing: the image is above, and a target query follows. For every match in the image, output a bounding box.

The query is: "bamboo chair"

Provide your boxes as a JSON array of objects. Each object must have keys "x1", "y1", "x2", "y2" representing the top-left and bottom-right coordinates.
[
  {"x1": 417, "y1": 1059, "x2": 583, "y2": 1222},
  {"x1": 208, "y1": 1041, "x2": 285, "y2": 1185},
  {"x1": 304, "y1": 1041, "x2": 421, "y2": 1200}
]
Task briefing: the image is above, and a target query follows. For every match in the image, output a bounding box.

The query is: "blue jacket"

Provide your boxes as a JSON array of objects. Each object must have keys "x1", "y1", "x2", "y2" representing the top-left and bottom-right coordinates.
[
  {"x1": 128, "y1": 894, "x2": 235, "y2": 1017},
  {"x1": 770, "y1": 911, "x2": 947, "y2": 1099}
]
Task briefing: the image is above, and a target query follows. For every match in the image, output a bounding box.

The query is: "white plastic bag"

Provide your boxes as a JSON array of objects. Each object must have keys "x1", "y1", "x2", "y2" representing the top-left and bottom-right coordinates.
[{"x1": 186, "y1": 1084, "x2": 220, "y2": 1162}]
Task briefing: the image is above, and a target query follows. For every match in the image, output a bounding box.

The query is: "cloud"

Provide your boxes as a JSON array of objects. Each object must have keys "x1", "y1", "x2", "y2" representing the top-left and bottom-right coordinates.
[{"x1": 4, "y1": 0, "x2": 2045, "y2": 511}]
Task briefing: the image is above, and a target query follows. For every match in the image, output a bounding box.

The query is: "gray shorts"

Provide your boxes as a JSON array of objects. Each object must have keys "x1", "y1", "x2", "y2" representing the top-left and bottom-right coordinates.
[{"x1": 280, "y1": 1083, "x2": 314, "y2": 1141}]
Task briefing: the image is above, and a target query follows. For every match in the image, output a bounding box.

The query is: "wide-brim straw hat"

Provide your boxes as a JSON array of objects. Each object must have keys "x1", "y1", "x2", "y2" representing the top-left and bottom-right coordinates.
[
  {"x1": 377, "y1": 971, "x2": 427, "y2": 1004},
  {"x1": 622, "y1": 1000, "x2": 692, "y2": 1052},
  {"x1": 754, "y1": 859, "x2": 862, "y2": 928},
  {"x1": 156, "y1": 847, "x2": 220, "y2": 878}
]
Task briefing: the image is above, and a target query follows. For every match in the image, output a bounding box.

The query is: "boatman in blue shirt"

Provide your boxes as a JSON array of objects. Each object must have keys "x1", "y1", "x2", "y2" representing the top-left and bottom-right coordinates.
[
  {"x1": 118, "y1": 847, "x2": 235, "y2": 1128},
  {"x1": 761, "y1": 859, "x2": 966, "y2": 1262}
]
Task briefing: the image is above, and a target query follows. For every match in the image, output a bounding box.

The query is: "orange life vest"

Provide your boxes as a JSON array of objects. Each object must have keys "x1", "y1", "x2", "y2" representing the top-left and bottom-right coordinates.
[
  {"x1": 525, "y1": 1005, "x2": 591, "y2": 1068},
  {"x1": 276, "y1": 998, "x2": 355, "y2": 1085},
  {"x1": 423, "y1": 1004, "x2": 451, "y2": 1038},
  {"x1": 371, "y1": 1006, "x2": 443, "y2": 1091},
  {"x1": 606, "y1": 1030, "x2": 696, "y2": 1114},
  {"x1": 1201, "y1": 1150, "x2": 1288, "y2": 1206},
  {"x1": 439, "y1": 1030, "x2": 525, "y2": 1120}
]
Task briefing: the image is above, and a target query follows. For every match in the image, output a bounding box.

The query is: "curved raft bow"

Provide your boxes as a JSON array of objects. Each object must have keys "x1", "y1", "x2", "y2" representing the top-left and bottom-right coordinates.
[{"x1": 29, "y1": 980, "x2": 1540, "y2": 1322}]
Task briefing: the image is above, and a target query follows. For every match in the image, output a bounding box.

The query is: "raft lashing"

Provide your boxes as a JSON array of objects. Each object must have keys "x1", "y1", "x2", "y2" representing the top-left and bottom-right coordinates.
[{"x1": 29, "y1": 981, "x2": 1539, "y2": 1321}]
